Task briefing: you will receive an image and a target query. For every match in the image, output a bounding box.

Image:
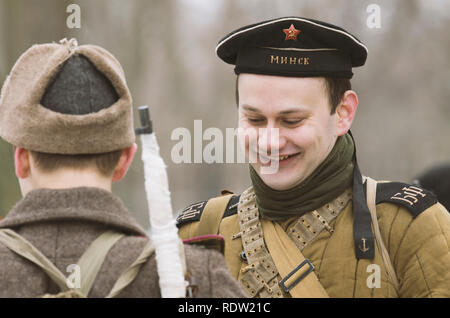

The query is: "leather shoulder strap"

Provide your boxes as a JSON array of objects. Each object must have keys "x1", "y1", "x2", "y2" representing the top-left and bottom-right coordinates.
[
  {"x1": 365, "y1": 177, "x2": 400, "y2": 292},
  {"x1": 261, "y1": 220, "x2": 329, "y2": 298},
  {"x1": 196, "y1": 194, "x2": 234, "y2": 236}
]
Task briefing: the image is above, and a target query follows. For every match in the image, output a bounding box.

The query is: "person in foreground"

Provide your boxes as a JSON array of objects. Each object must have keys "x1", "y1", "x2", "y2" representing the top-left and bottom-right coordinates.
[
  {"x1": 177, "y1": 17, "x2": 450, "y2": 298},
  {"x1": 0, "y1": 39, "x2": 246, "y2": 298}
]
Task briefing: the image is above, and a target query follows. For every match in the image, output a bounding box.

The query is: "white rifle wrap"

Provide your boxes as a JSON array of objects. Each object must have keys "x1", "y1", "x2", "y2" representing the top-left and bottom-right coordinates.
[{"x1": 138, "y1": 106, "x2": 187, "y2": 298}]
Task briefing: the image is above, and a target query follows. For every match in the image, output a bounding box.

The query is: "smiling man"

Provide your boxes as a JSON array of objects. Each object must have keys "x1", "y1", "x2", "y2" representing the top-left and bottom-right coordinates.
[
  {"x1": 238, "y1": 74, "x2": 353, "y2": 192},
  {"x1": 177, "y1": 17, "x2": 450, "y2": 298}
]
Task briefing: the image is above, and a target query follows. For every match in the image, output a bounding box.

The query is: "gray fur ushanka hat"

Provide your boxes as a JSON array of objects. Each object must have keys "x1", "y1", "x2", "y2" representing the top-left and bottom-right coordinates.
[{"x1": 0, "y1": 38, "x2": 135, "y2": 154}]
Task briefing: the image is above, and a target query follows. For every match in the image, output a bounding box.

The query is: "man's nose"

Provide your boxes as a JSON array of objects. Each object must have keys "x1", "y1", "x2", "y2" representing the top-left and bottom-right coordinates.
[{"x1": 257, "y1": 124, "x2": 286, "y2": 154}]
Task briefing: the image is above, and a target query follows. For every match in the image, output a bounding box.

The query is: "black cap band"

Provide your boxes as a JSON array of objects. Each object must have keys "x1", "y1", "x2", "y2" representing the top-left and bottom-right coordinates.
[{"x1": 235, "y1": 46, "x2": 353, "y2": 78}]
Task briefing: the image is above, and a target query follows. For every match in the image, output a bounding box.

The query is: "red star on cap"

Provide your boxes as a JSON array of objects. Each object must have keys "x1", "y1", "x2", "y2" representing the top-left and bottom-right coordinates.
[{"x1": 283, "y1": 24, "x2": 301, "y2": 41}]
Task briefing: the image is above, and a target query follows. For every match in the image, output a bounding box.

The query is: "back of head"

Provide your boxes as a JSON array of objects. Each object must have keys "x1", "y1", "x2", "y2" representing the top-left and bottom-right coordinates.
[{"x1": 414, "y1": 163, "x2": 450, "y2": 211}]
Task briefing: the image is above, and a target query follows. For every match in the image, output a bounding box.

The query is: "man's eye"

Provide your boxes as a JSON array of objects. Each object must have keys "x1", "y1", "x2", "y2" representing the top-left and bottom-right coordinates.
[
  {"x1": 283, "y1": 119, "x2": 302, "y2": 125},
  {"x1": 248, "y1": 118, "x2": 265, "y2": 124}
]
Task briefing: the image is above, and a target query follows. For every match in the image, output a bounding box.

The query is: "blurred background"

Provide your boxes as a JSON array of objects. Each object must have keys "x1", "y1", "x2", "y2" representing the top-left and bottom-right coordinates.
[{"x1": 0, "y1": 0, "x2": 449, "y2": 228}]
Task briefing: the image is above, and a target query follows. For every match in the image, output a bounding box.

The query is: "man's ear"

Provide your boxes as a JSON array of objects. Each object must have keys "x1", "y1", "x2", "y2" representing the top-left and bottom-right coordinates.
[
  {"x1": 15, "y1": 147, "x2": 31, "y2": 179},
  {"x1": 335, "y1": 90, "x2": 358, "y2": 136},
  {"x1": 112, "y1": 143, "x2": 137, "y2": 182}
]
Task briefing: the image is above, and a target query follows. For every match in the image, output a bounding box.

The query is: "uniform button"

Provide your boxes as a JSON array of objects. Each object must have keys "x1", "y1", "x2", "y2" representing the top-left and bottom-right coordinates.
[{"x1": 240, "y1": 251, "x2": 247, "y2": 261}]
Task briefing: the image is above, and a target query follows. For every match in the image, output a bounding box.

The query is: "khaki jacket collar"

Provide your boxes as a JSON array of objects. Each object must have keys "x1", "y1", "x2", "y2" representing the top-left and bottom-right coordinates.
[{"x1": 0, "y1": 187, "x2": 146, "y2": 236}]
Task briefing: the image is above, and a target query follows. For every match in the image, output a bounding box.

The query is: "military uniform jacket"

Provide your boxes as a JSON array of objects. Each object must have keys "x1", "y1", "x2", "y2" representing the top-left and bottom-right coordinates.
[
  {"x1": 0, "y1": 187, "x2": 247, "y2": 298},
  {"x1": 177, "y1": 182, "x2": 450, "y2": 298}
]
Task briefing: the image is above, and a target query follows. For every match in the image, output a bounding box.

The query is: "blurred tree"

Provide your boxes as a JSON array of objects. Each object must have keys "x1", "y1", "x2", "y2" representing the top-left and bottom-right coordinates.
[{"x1": 0, "y1": 0, "x2": 72, "y2": 217}]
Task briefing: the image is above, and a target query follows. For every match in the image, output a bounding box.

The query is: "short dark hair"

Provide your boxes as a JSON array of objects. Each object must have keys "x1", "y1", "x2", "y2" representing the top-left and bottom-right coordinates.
[
  {"x1": 30, "y1": 150, "x2": 122, "y2": 177},
  {"x1": 235, "y1": 76, "x2": 351, "y2": 114},
  {"x1": 323, "y1": 77, "x2": 352, "y2": 114}
]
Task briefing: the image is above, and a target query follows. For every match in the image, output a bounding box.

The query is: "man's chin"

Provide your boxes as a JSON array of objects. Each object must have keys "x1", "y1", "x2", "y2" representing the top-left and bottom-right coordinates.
[
  {"x1": 253, "y1": 162, "x2": 305, "y2": 190},
  {"x1": 262, "y1": 179, "x2": 297, "y2": 191},
  {"x1": 255, "y1": 171, "x2": 300, "y2": 191}
]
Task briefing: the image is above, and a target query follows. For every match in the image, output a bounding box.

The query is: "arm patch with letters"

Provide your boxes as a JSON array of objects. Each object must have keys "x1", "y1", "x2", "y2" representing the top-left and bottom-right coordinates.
[
  {"x1": 176, "y1": 200, "x2": 208, "y2": 228},
  {"x1": 376, "y1": 182, "x2": 438, "y2": 218},
  {"x1": 176, "y1": 194, "x2": 241, "y2": 228}
]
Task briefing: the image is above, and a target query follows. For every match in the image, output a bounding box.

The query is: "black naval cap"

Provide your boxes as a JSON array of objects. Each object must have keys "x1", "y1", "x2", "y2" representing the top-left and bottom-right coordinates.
[{"x1": 216, "y1": 16, "x2": 368, "y2": 78}]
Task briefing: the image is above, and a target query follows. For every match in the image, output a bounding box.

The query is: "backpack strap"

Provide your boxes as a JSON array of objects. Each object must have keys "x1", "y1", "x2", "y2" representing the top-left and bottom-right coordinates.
[
  {"x1": 106, "y1": 239, "x2": 156, "y2": 298},
  {"x1": 0, "y1": 229, "x2": 69, "y2": 292},
  {"x1": 0, "y1": 229, "x2": 124, "y2": 297},
  {"x1": 76, "y1": 231, "x2": 125, "y2": 296}
]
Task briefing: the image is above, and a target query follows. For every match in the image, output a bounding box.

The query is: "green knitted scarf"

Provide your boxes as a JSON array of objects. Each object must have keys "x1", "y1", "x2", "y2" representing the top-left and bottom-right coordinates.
[{"x1": 250, "y1": 133, "x2": 355, "y2": 221}]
